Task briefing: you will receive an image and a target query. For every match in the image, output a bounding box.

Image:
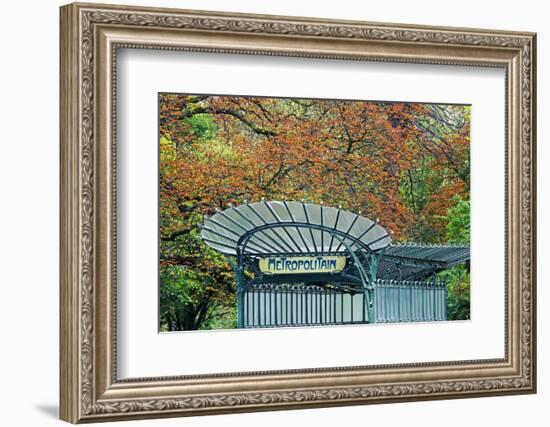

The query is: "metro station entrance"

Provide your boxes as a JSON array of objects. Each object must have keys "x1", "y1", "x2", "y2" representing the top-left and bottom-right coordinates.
[{"x1": 201, "y1": 201, "x2": 469, "y2": 328}]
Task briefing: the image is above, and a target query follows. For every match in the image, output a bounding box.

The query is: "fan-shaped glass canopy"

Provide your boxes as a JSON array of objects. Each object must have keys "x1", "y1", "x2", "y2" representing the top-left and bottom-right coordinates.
[{"x1": 201, "y1": 200, "x2": 392, "y2": 256}]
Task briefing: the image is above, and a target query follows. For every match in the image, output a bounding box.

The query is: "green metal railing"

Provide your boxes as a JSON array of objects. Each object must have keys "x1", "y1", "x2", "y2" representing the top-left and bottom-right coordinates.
[
  {"x1": 242, "y1": 279, "x2": 447, "y2": 328},
  {"x1": 242, "y1": 283, "x2": 367, "y2": 328},
  {"x1": 372, "y1": 279, "x2": 447, "y2": 323}
]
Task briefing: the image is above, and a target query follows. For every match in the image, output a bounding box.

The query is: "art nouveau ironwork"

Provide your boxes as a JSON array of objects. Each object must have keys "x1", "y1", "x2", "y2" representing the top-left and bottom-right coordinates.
[{"x1": 202, "y1": 201, "x2": 469, "y2": 327}]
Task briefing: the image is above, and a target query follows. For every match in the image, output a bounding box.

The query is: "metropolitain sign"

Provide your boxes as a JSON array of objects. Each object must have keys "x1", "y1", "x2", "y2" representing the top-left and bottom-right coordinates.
[{"x1": 259, "y1": 256, "x2": 346, "y2": 274}]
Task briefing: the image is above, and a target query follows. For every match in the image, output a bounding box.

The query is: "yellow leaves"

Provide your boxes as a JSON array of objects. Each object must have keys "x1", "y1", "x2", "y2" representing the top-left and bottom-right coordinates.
[
  {"x1": 159, "y1": 95, "x2": 470, "y2": 241},
  {"x1": 159, "y1": 136, "x2": 176, "y2": 162}
]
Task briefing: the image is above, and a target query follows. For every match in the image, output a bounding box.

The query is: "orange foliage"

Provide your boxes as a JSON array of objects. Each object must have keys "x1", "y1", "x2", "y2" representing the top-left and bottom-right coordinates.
[{"x1": 159, "y1": 94, "x2": 469, "y2": 243}]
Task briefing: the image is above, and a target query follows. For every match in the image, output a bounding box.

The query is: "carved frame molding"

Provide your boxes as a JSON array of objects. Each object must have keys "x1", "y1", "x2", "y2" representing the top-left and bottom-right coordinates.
[{"x1": 60, "y1": 2, "x2": 536, "y2": 423}]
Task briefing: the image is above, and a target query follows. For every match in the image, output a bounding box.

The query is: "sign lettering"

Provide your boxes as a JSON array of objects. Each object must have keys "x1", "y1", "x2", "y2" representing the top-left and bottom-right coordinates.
[{"x1": 259, "y1": 256, "x2": 346, "y2": 274}]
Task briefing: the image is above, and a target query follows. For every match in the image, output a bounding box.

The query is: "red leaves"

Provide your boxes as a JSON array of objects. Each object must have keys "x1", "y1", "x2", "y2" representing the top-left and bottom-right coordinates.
[{"x1": 160, "y1": 95, "x2": 470, "y2": 241}]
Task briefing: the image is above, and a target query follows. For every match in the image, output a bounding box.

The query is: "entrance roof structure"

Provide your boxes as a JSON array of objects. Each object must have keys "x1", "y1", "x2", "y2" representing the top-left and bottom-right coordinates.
[
  {"x1": 201, "y1": 200, "x2": 392, "y2": 256},
  {"x1": 201, "y1": 201, "x2": 470, "y2": 283},
  {"x1": 378, "y1": 243, "x2": 470, "y2": 281},
  {"x1": 201, "y1": 201, "x2": 469, "y2": 328}
]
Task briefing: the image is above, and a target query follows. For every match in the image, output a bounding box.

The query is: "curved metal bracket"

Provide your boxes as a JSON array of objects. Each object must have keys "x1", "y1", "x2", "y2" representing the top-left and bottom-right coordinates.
[{"x1": 237, "y1": 222, "x2": 379, "y2": 256}]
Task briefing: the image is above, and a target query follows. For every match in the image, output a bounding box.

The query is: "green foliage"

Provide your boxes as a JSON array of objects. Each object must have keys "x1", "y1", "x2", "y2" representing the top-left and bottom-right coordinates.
[
  {"x1": 184, "y1": 114, "x2": 217, "y2": 141},
  {"x1": 159, "y1": 265, "x2": 206, "y2": 331},
  {"x1": 160, "y1": 262, "x2": 236, "y2": 331},
  {"x1": 438, "y1": 195, "x2": 471, "y2": 320},
  {"x1": 439, "y1": 265, "x2": 470, "y2": 320},
  {"x1": 398, "y1": 155, "x2": 453, "y2": 243},
  {"x1": 159, "y1": 207, "x2": 235, "y2": 331},
  {"x1": 446, "y1": 196, "x2": 470, "y2": 244},
  {"x1": 206, "y1": 305, "x2": 237, "y2": 330}
]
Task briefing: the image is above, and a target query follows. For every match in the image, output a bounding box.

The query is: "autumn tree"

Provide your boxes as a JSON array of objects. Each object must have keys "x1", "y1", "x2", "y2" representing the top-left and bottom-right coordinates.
[{"x1": 159, "y1": 94, "x2": 471, "y2": 330}]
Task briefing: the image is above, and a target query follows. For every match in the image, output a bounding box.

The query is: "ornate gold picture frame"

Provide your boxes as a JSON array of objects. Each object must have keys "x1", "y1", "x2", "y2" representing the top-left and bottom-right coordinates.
[{"x1": 60, "y1": 2, "x2": 536, "y2": 423}]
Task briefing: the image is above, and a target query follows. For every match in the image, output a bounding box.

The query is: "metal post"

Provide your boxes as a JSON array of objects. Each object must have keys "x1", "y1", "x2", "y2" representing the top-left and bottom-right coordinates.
[
  {"x1": 331, "y1": 234, "x2": 374, "y2": 323},
  {"x1": 367, "y1": 255, "x2": 379, "y2": 323},
  {"x1": 443, "y1": 278, "x2": 448, "y2": 320},
  {"x1": 236, "y1": 276, "x2": 245, "y2": 328}
]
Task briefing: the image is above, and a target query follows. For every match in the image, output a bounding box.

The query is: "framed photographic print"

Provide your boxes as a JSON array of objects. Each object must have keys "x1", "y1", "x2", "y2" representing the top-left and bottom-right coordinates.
[{"x1": 60, "y1": 2, "x2": 537, "y2": 423}]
